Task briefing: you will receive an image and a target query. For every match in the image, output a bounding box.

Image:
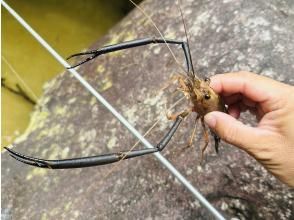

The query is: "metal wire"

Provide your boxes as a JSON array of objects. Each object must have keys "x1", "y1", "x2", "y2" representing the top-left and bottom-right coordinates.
[{"x1": 1, "y1": 1, "x2": 225, "y2": 219}]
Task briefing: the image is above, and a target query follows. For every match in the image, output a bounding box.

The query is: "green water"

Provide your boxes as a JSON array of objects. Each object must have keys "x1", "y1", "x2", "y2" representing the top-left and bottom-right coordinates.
[{"x1": 2, "y1": 0, "x2": 137, "y2": 147}]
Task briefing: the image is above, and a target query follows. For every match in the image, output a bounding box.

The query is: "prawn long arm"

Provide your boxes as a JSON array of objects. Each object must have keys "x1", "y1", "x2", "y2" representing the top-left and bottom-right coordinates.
[
  {"x1": 67, "y1": 37, "x2": 194, "y2": 76},
  {"x1": 5, "y1": 113, "x2": 188, "y2": 169}
]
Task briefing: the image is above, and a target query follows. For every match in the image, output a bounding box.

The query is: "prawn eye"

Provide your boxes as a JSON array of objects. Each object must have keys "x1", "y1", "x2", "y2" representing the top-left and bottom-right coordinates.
[
  {"x1": 204, "y1": 94, "x2": 210, "y2": 100},
  {"x1": 204, "y1": 77, "x2": 210, "y2": 83}
]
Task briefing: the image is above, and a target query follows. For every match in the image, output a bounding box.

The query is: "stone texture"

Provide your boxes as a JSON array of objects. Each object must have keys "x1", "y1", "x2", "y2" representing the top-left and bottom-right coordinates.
[{"x1": 2, "y1": 0, "x2": 294, "y2": 219}]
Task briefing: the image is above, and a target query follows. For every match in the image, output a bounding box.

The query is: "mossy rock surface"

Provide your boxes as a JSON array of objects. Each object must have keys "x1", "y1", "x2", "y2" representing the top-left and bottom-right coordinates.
[{"x1": 2, "y1": 0, "x2": 294, "y2": 219}]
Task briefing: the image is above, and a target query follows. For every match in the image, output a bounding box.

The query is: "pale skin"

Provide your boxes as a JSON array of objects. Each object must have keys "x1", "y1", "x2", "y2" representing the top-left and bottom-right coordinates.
[{"x1": 204, "y1": 71, "x2": 294, "y2": 187}]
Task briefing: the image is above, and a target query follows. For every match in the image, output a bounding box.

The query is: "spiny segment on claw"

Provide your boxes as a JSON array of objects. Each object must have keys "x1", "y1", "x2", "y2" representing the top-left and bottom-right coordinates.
[
  {"x1": 66, "y1": 52, "x2": 99, "y2": 69},
  {"x1": 9, "y1": 153, "x2": 41, "y2": 167},
  {"x1": 4, "y1": 147, "x2": 50, "y2": 168},
  {"x1": 66, "y1": 51, "x2": 93, "y2": 60}
]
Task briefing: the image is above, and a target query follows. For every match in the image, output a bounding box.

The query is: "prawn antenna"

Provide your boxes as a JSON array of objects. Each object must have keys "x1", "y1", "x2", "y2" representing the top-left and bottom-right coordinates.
[
  {"x1": 177, "y1": 0, "x2": 196, "y2": 78},
  {"x1": 129, "y1": 0, "x2": 187, "y2": 74}
]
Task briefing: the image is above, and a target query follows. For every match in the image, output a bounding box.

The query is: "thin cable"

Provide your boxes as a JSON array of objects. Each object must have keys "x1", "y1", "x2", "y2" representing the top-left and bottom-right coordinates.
[{"x1": 1, "y1": 1, "x2": 225, "y2": 219}]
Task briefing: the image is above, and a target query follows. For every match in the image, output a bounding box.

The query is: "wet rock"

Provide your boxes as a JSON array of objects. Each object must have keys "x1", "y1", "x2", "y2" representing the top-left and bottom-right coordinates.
[{"x1": 2, "y1": 0, "x2": 294, "y2": 219}]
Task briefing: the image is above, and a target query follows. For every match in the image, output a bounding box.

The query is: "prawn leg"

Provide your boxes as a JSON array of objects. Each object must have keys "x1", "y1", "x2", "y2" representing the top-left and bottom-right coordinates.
[
  {"x1": 200, "y1": 118, "x2": 209, "y2": 164},
  {"x1": 166, "y1": 107, "x2": 191, "y2": 121},
  {"x1": 185, "y1": 115, "x2": 200, "y2": 149}
]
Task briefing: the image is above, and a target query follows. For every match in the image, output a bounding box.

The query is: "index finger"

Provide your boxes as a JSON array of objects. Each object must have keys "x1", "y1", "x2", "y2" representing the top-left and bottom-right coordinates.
[{"x1": 210, "y1": 71, "x2": 273, "y2": 103}]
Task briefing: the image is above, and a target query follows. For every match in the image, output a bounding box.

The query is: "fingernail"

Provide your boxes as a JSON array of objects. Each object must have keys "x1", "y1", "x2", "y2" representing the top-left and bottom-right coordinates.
[{"x1": 204, "y1": 113, "x2": 216, "y2": 128}]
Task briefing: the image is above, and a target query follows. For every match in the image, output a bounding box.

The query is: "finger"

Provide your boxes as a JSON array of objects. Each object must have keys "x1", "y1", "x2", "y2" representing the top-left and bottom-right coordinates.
[
  {"x1": 242, "y1": 97, "x2": 256, "y2": 107},
  {"x1": 210, "y1": 71, "x2": 273, "y2": 103},
  {"x1": 204, "y1": 111, "x2": 261, "y2": 150},
  {"x1": 223, "y1": 93, "x2": 242, "y2": 105},
  {"x1": 256, "y1": 106, "x2": 265, "y2": 120}
]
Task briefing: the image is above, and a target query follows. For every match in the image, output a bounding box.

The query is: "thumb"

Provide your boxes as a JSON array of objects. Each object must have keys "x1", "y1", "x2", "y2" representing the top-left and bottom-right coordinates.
[{"x1": 204, "y1": 111, "x2": 259, "y2": 150}]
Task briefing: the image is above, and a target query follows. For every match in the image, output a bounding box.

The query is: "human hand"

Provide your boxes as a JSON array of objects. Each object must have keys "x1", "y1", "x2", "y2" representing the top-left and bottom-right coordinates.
[{"x1": 204, "y1": 71, "x2": 294, "y2": 187}]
